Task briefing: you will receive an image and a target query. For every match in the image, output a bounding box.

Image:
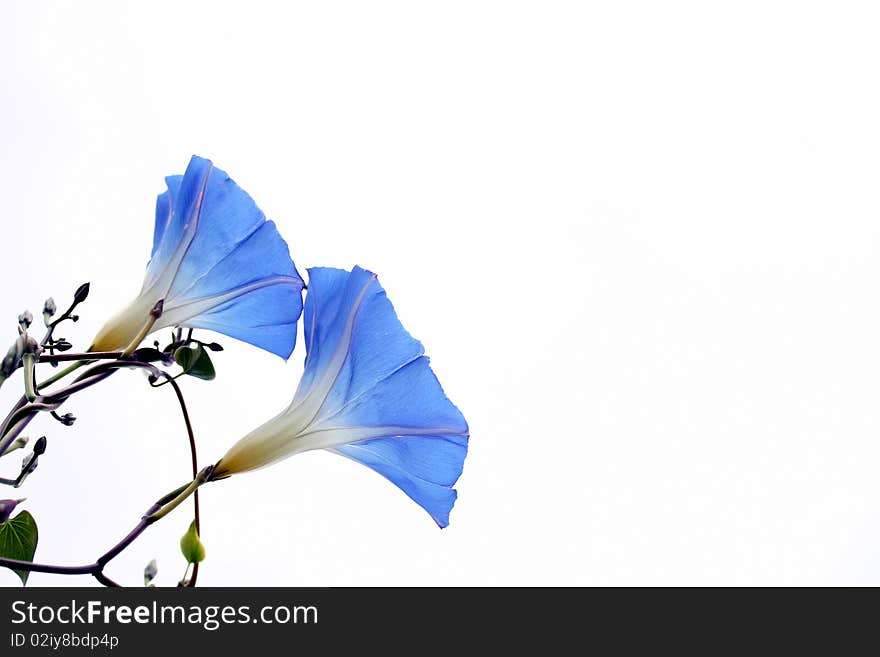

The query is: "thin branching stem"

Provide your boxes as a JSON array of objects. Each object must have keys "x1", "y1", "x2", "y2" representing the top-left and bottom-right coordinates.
[
  {"x1": 0, "y1": 483, "x2": 190, "y2": 586},
  {"x1": 161, "y1": 375, "x2": 202, "y2": 587},
  {"x1": 39, "y1": 351, "x2": 122, "y2": 364},
  {"x1": 0, "y1": 352, "x2": 207, "y2": 585}
]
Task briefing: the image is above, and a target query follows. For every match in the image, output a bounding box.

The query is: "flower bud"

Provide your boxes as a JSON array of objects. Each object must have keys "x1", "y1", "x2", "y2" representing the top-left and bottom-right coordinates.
[
  {"x1": 57, "y1": 413, "x2": 76, "y2": 426},
  {"x1": 9, "y1": 436, "x2": 29, "y2": 452},
  {"x1": 74, "y1": 282, "x2": 90, "y2": 304},
  {"x1": 43, "y1": 297, "x2": 57, "y2": 326},
  {"x1": 144, "y1": 559, "x2": 158, "y2": 586},
  {"x1": 180, "y1": 521, "x2": 206, "y2": 564},
  {"x1": 0, "y1": 338, "x2": 25, "y2": 380}
]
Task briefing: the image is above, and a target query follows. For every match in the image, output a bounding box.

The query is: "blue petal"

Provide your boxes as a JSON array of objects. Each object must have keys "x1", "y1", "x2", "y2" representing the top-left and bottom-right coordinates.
[
  {"x1": 326, "y1": 355, "x2": 468, "y2": 433},
  {"x1": 175, "y1": 221, "x2": 299, "y2": 302},
  {"x1": 184, "y1": 283, "x2": 303, "y2": 359},
  {"x1": 334, "y1": 433, "x2": 468, "y2": 528},
  {"x1": 296, "y1": 267, "x2": 350, "y2": 400},
  {"x1": 168, "y1": 163, "x2": 271, "y2": 300},
  {"x1": 148, "y1": 156, "x2": 304, "y2": 358},
  {"x1": 299, "y1": 266, "x2": 469, "y2": 526},
  {"x1": 146, "y1": 157, "x2": 211, "y2": 287},
  {"x1": 295, "y1": 266, "x2": 424, "y2": 417},
  {"x1": 151, "y1": 176, "x2": 182, "y2": 260}
]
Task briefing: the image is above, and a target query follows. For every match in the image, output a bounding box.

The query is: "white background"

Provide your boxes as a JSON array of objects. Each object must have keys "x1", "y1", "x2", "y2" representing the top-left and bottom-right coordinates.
[{"x1": 2, "y1": 1, "x2": 880, "y2": 587}]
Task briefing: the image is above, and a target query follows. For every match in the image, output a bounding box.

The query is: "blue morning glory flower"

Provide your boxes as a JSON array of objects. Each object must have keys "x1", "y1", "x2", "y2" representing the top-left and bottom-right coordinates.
[
  {"x1": 91, "y1": 156, "x2": 304, "y2": 359},
  {"x1": 214, "y1": 266, "x2": 469, "y2": 527}
]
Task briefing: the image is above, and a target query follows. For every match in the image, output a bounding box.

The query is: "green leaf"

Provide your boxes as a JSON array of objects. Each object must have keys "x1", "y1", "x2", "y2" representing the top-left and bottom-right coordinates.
[
  {"x1": 0, "y1": 511, "x2": 38, "y2": 585},
  {"x1": 174, "y1": 345, "x2": 216, "y2": 381},
  {"x1": 174, "y1": 346, "x2": 196, "y2": 371},
  {"x1": 180, "y1": 521, "x2": 206, "y2": 564}
]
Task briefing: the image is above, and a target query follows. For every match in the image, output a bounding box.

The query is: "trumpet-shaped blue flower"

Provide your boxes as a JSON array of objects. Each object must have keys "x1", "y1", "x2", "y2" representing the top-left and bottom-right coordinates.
[
  {"x1": 215, "y1": 266, "x2": 469, "y2": 527},
  {"x1": 92, "y1": 156, "x2": 304, "y2": 358}
]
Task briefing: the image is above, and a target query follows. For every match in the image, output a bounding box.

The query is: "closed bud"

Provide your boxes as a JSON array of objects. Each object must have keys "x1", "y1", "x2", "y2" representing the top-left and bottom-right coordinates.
[
  {"x1": 0, "y1": 355, "x2": 16, "y2": 380},
  {"x1": 180, "y1": 521, "x2": 206, "y2": 564},
  {"x1": 144, "y1": 559, "x2": 158, "y2": 586},
  {"x1": 43, "y1": 298, "x2": 57, "y2": 325},
  {"x1": 18, "y1": 311, "x2": 33, "y2": 330},
  {"x1": 10, "y1": 436, "x2": 29, "y2": 452},
  {"x1": 0, "y1": 339, "x2": 24, "y2": 379},
  {"x1": 74, "y1": 282, "x2": 91, "y2": 304},
  {"x1": 32, "y1": 436, "x2": 47, "y2": 456}
]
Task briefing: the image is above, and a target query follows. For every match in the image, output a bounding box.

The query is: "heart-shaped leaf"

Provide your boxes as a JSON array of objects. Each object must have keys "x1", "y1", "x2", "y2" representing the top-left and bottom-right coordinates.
[
  {"x1": 174, "y1": 345, "x2": 216, "y2": 381},
  {"x1": 0, "y1": 510, "x2": 38, "y2": 585}
]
